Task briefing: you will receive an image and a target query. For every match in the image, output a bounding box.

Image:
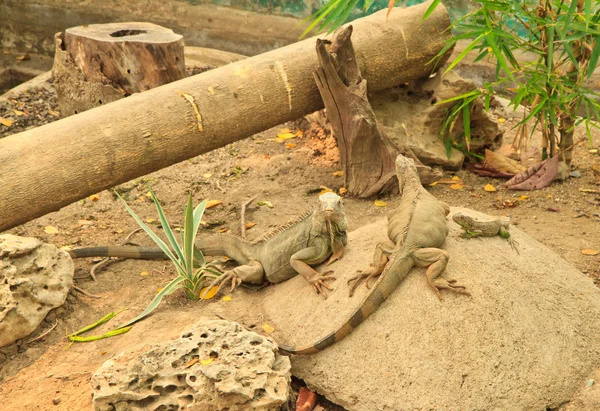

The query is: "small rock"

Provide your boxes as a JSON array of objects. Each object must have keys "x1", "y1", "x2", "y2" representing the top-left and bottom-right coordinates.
[
  {"x1": 587, "y1": 379, "x2": 595, "y2": 387},
  {"x1": 52, "y1": 398, "x2": 61, "y2": 405},
  {"x1": 570, "y1": 171, "x2": 582, "y2": 178}
]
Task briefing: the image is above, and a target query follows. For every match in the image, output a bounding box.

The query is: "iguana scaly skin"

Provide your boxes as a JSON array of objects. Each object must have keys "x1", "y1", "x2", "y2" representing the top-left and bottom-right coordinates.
[
  {"x1": 452, "y1": 212, "x2": 518, "y2": 252},
  {"x1": 279, "y1": 156, "x2": 469, "y2": 355},
  {"x1": 69, "y1": 192, "x2": 348, "y2": 296}
]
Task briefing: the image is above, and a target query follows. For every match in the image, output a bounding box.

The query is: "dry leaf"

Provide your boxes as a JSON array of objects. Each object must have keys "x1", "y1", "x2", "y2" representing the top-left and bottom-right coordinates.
[
  {"x1": 438, "y1": 178, "x2": 464, "y2": 184},
  {"x1": 333, "y1": 171, "x2": 344, "y2": 177},
  {"x1": 184, "y1": 358, "x2": 199, "y2": 368},
  {"x1": 285, "y1": 143, "x2": 296, "y2": 149},
  {"x1": 295, "y1": 130, "x2": 304, "y2": 138},
  {"x1": 89, "y1": 194, "x2": 100, "y2": 202},
  {"x1": 221, "y1": 295, "x2": 232, "y2": 302},
  {"x1": 0, "y1": 117, "x2": 14, "y2": 127},
  {"x1": 518, "y1": 195, "x2": 529, "y2": 201},
  {"x1": 217, "y1": 228, "x2": 229, "y2": 233},
  {"x1": 466, "y1": 163, "x2": 515, "y2": 178},
  {"x1": 589, "y1": 149, "x2": 598, "y2": 154},
  {"x1": 449, "y1": 184, "x2": 464, "y2": 190},
  {"x1": 199, "y1": 286, "x2": 218, "y2": 300},
  {"x1": 483, "y1": 184, "x2": 497, "y2": 192},
  {"x1": 16, "y1": 53, "x2": 30, "y2": 61},
  {"x1": 140, "y1": 271, "x2": 149, "y2": 276},
  {"x1": 48, "y1": 110, "x2": 60, "y2": 117},
  {"x1": 429, "y1": 181, "x2": 439, "y2": 186},
  {"x1": 581, "y1": 249, "x2": 599, "y2": 256},
  {"x1": 206, "y1": 200, "x2": 222, "y2": 209},
  {"x1": 373, "y1": 200, "x2": 387, "y2": 207},
  {"x1": 504, "y1": 155, "x2": 560, "y2": 191},
  {"x1": 262, "y1": 323, "x2": 275, "y2": 333},
  {"x1": 276, "y1": 132, "x2": 296, "y2": 142},
  {"x1": 203, "y1": 173, "x2": 213, "y2": 179},
  {"x1": 497, "y1": 118, "x2": 506, "y2": 123},
  {"x1": 452, "y1": 176, "x2": 461, "y2": 181},
  {"x1": 296, "y1": 387, "x2": 318, "y2": 411},
  {"x1": 44, "y1": 226, "x2": 59, "y2": 234},
  {"x1": 13, "y1": 109, "x2": 24, "y2": 116},
  {"x1": 145, "y1": 218, "x2": 156, "y2": 224},
  {"x1": 256, "y1": 201, "x2": 274, "y2": 208},
  {"x1": 245, "y1": 222, "x2": 256, "y2": 229},
  {"x1": 200, "y1": 358, "x2": 214, "y2": 366},
  {"x1": 339, "y1": 187, "x2": 347, "y2": 195},
  {"x1": 484, "y1": 149, "x2": 527, "y2": 175}
]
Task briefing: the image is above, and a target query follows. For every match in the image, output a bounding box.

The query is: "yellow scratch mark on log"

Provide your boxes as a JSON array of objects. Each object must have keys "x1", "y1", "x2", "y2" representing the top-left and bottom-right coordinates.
[
  {"x1": 177, "y1": 91, "x2": 203, "y2": 132},
  {"x1": 274, "y1": 61, "x2": 292, "y2": 113},
  {"x1": 399, "y1": 28, "x2": 409, "y2": 59}
]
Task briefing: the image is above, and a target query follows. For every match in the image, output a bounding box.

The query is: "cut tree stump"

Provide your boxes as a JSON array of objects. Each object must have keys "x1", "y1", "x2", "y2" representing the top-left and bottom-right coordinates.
[
  {"x1": 53, "y1": 22, "x2": 185, "y2": 117},
  {"x1": 0, "y1": 1, "x2": 454, "y2": 233}
]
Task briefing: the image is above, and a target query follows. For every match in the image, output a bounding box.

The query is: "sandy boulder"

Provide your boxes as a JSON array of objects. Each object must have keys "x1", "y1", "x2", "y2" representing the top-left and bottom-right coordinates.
[{"x1": 264, "y1": 208, "x2": 600, "y2": 410}]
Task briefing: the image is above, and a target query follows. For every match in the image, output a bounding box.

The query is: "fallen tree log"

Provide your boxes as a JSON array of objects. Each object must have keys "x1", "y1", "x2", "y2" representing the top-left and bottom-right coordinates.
[{"x1": 0, "y1": 1, "x2": 453, "y2": 233}]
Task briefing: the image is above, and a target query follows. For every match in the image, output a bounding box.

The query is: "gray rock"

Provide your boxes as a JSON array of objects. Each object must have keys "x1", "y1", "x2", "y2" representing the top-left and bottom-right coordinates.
[
  {"x1": 91, "y1": 319, "x2": 291, "y2": 411},
  {"x1": 264, "y1": 208, "x2": 600, "y2": 410},
  {"x1": 0, "y1": 235, "x2": 73, "y2": 348}
]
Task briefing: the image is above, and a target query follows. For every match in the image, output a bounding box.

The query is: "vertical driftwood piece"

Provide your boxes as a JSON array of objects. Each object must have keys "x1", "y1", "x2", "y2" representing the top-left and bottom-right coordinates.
[{"x1": 314, "y1": 26, "x2": 398, "y2": 197}]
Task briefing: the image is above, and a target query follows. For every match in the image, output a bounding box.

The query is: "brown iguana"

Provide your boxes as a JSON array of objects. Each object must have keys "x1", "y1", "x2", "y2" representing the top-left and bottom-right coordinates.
[
  {"x1": 68, "y1": 192, "x2": 348, "y2": 296},
  {"x1": 452, "y1": 212, "x2": 518, "y2": 253},
  {"x1": 279, "y1": 155, "x2": 469, "y2": 355}
]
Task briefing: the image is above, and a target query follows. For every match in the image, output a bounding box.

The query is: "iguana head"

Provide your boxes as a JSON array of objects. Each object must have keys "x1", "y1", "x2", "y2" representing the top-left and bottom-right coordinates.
[
  {"x1": 318, "y1": 192, "x2": 344, "y2": 216},
  {"x1": 394, "y1": 155, "x2": 419, "y2": 193}
]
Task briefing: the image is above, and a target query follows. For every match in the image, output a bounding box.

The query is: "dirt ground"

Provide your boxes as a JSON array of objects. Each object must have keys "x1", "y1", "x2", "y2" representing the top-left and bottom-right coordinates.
[{"x1": 1, "y1": 85, "x2": 600, "y2": 409}]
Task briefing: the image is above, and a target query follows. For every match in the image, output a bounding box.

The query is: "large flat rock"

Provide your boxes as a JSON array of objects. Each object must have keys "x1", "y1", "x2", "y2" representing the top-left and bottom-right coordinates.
[{"x1": 263, "y1": 208, "x2": 600, "y2": 410}]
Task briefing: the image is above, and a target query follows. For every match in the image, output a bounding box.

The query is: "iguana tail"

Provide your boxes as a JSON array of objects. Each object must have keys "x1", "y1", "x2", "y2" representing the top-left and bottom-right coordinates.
[
  {"x1": 278, "y1": 249, "x2": 413, "y2": 355},
  {"x1": 68, "y1": 235, "x2": 253, "y2": 262}
]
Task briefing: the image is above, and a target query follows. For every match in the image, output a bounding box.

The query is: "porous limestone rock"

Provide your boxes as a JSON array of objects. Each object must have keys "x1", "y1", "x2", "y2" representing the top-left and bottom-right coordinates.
[
  {"x1": 264, "y1": 208, "x2": 600, "y2": 410},
  {"x1": 91, "y1": 319, "x2": 291, "y2": 411},
  {"x1": 0, "y1": 234, "x2": 73, "y2": 348}
]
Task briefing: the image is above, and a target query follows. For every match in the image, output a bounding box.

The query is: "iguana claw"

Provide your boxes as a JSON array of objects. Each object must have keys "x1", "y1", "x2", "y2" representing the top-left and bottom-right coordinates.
[
  {"x1": 201, "y1": 271, "x2": 241, "y2": 299},
  {"x1": 309, "y1": 270, "x2": 336, "y2": 298},
  {"x1": 347, "y1": 269, "x2": 380, "y2": 297}
]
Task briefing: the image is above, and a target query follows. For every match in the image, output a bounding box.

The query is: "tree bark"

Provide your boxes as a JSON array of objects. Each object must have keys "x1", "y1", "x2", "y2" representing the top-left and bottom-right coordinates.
[
  {"x1": 54, "y1": 22, "x2": 186, "y2": 117},
  {"x1": 0, "y1": 1, "x2": 454, "y2": 233},
  {"x1": 314, "y1": 26, "x2": 399, "y2": 197}
]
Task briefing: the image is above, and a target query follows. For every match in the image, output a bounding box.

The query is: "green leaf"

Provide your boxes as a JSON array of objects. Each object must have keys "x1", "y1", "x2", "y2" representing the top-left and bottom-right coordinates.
[
  {"x1": 118, "y1": 276, "x2": 184, "y2": 329},
  {"x1": 422, "y1": 0, "x2": 441, "y2": 22},
  {"x1": 485, "y1": 32, "x2": 514, "y2": 80},
  {"x1": 116, "y1": 192, "x2": 186, "y2": 275},
  {"x1": 299, "y1": 0, "x2": 341, "y2": 39},
  {"x1": 183, "y1": 194, "x2": 195, "y2": 276},
  {"x1": 462, "y1": 102, "x2": 471, "y2": 151},
  {"x1": 363, "y1": 0, "x2": 376, "y2": 12},
  {"x1": 150, "y1": 190, "x2": 184, "y2": 263},
  {"x1": 444, "y1": 34, "x2": 486, "y2": 74},
  {"x1": 327, "y1": 0, "x2": 360, "y2": 34},
  {"x1": 436, "y1": 90, "x2": 480, "y2": 105},
  {"x1": 587, "y1": 37, "x2": 600, "y2": 79},
  {"x1": 546, "y1": 24, "x2": 554, "y2": 79}
]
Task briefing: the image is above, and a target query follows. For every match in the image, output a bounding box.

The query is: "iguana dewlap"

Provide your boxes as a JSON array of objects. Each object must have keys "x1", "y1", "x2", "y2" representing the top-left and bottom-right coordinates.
[
  {"x1": 279, "y1": 155, "x2": 470, "y2": 355},
  {"x1": 69, "y1": 192, "x2": 348, "y2": 296}
]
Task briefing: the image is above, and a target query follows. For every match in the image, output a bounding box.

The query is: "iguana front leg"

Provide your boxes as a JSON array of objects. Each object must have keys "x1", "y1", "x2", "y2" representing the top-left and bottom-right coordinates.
[
  {"x1": 347, "y1": 239, "x2": 395, "y2": 296},
  {"x1": 201, "y1": 260, "x2": 264, "y2": 298},
  {"x1": 327, "y1": 233, "x2": 347, "y2": 266},
  {"x1": 412, "y1": 248, "x2": 470, "y2": 301},
  {"x1": 290, "y1": 242, "x2": 336, "y2": 297}
]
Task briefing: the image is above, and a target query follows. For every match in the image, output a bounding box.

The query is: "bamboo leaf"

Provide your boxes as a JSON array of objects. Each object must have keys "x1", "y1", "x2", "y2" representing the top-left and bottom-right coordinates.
[
  {"x1": 587, "y1": 36, "x2": 600, "y2": 79},
  {"x1": 422, "y1": 0, "x2": 441, "y2": 22},
  {"x1": 462, "y1": 103, "x2": 471, "y2": 151},
  {"x1": 444, "y1": 34, "x2": 486, "y2": 74}
]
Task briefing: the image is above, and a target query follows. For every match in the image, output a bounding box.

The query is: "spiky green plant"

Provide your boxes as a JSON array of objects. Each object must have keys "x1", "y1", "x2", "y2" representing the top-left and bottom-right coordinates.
[{"x1": 67, "y1": 192, "x2": 222, "y2": 342}]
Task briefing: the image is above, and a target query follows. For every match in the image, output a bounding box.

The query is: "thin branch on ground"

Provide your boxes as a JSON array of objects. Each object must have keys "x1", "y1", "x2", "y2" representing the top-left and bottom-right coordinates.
[
  {"x1": 240, "y1": 194, "x2": 258, "y2": 239},
  {"x1": 73, "y1": 285, "x2": 102, "y2": 299},
  {"x1": 26, "y1": 320, "x2": 59, "y2": 344}
]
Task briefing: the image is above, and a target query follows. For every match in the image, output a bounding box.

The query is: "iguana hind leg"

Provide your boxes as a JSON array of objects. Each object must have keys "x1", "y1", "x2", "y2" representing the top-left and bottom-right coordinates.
[
  {"x1": 348, "y1": 239, "x2": 395, "y2": 296},
  {"x1": 412, "y1": 248, "x2": 470, "y2": 301},
  {"x1": 201, "y1": 260, "x2": 264, "y2": 298}
]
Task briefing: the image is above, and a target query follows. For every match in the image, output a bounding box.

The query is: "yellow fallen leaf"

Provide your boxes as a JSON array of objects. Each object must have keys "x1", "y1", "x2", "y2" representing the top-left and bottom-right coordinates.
[
  {"x1": 44, "y1": 226, "x2": 59, "y2": 234},
  {"x1": 276, "y1": 132, "x2": 296, "y2": 142},
  {"x1": 547, "y1": 194, "x2": 553, "y2": 198},
  {"x1": 144, "y1": 191, "x2": 152, "y2": 198},
  {"x1": 285, "y1": 143, "x2": 296, "y2": 149},
  {"x1": 140, "y1": 271, "x2": 149, "y2": 276},
  {"x1": 145, "y1": 218, "x2": 156, "y2": 224},
  {"x1": 199, "y1": 286, "x2": 218, "y2": 300},
  {"x1": 589, "y1": 149, "x2": 598, "y2": 154},
  {"x1": 262, "y1": 323, "x2": 275, "y2": 333},
  {"x1": 217, "y1": 227, "x2": 229, "y2": 233},
  {"x1": 206, "y1": 200, "x2": 222, "y2": 209},
  {"x1": 0, "y1": 117, "x2": 14, "y2": 127},
  {"x1": 498, "y1": 118, "x2": 506, "y2": 123},
  {"x1": 518, "y1": 195, "x2": 529, "y2": 201},
  {"x1": 581, "y1": 249, "x2": 599, "y2": 256},
  {"x1": 207, "y1": 86, "x2": 216, "y2": 95},
  {"x1": 452, "y1": 176, "x2": 461, "y2": 181},
  {"x1": 13, "y1": 109, "x2": 24, "y2": 116},
  {"x1": 257, "y1": 201, "x2": 274, "y2": 208},
  {"x1": 483, "y1": 184, "x2": 496, "y2": 192},
  {"x1": 339, "y1": 187, "x2": 347, "y2": 195},
  {"x1": 184, "y1": 358, "x2": 199, "y2": 368},
  {"x1": 201, "y1": 358, "x2": 214, "y2": 366},
  {"x1": 101, "y1": 351, "x2": 107, "y2": 355},
  {"x1": 157, "y1": 287, "x2": 163, "y2": 293},
  {"x1": 487, "y1": 46, "x2": 492, "y2": 53},
  {"x1": 203, "y1": 173, "x2": 213, "y2": 179},
  {"x1": 449, "y1": 184, "x2": 464, "y2": 190},
  {"x1": 295, "y1": 130, "x2": 304, "y2": 137},
  {"x1": 89, "y1": 194, "x2": 100, "y2": 202},
  {"x1": 245, "y1": 222, "x2": 256, "y2": 230},
  {"x1": 221, "y1": 295, "x2": 232, "y2": 302},
  {"x1": 333, "y1": 171, "x2": 344, "y2": 177},
  {"x1": 48, "y1": 110, "x2": 60, "y2": 117},
  {"x1": 374, "y1": 200, "x2": 387, "y2": 207},
  {"x1": 429, "y1": 181, "x2": 439, "y2": 186}
]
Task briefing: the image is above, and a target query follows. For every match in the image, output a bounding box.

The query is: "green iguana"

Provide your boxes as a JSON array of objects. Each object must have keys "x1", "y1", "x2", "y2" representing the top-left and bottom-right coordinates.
[
  {"x1": 68, "y1": 192, "x2": 348, "y2": 296},
  {"x1": 279, "y1": 155, "x2": 469, "y2": 355},
  {"x1": 452, "y1": 212, "x2": 518, "y2": 253}
]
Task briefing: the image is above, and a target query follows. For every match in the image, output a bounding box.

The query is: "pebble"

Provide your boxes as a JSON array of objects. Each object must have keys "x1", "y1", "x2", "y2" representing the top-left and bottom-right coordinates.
[{"x1": 52, "y1": 398, "x2": 61, "y2": 405}]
